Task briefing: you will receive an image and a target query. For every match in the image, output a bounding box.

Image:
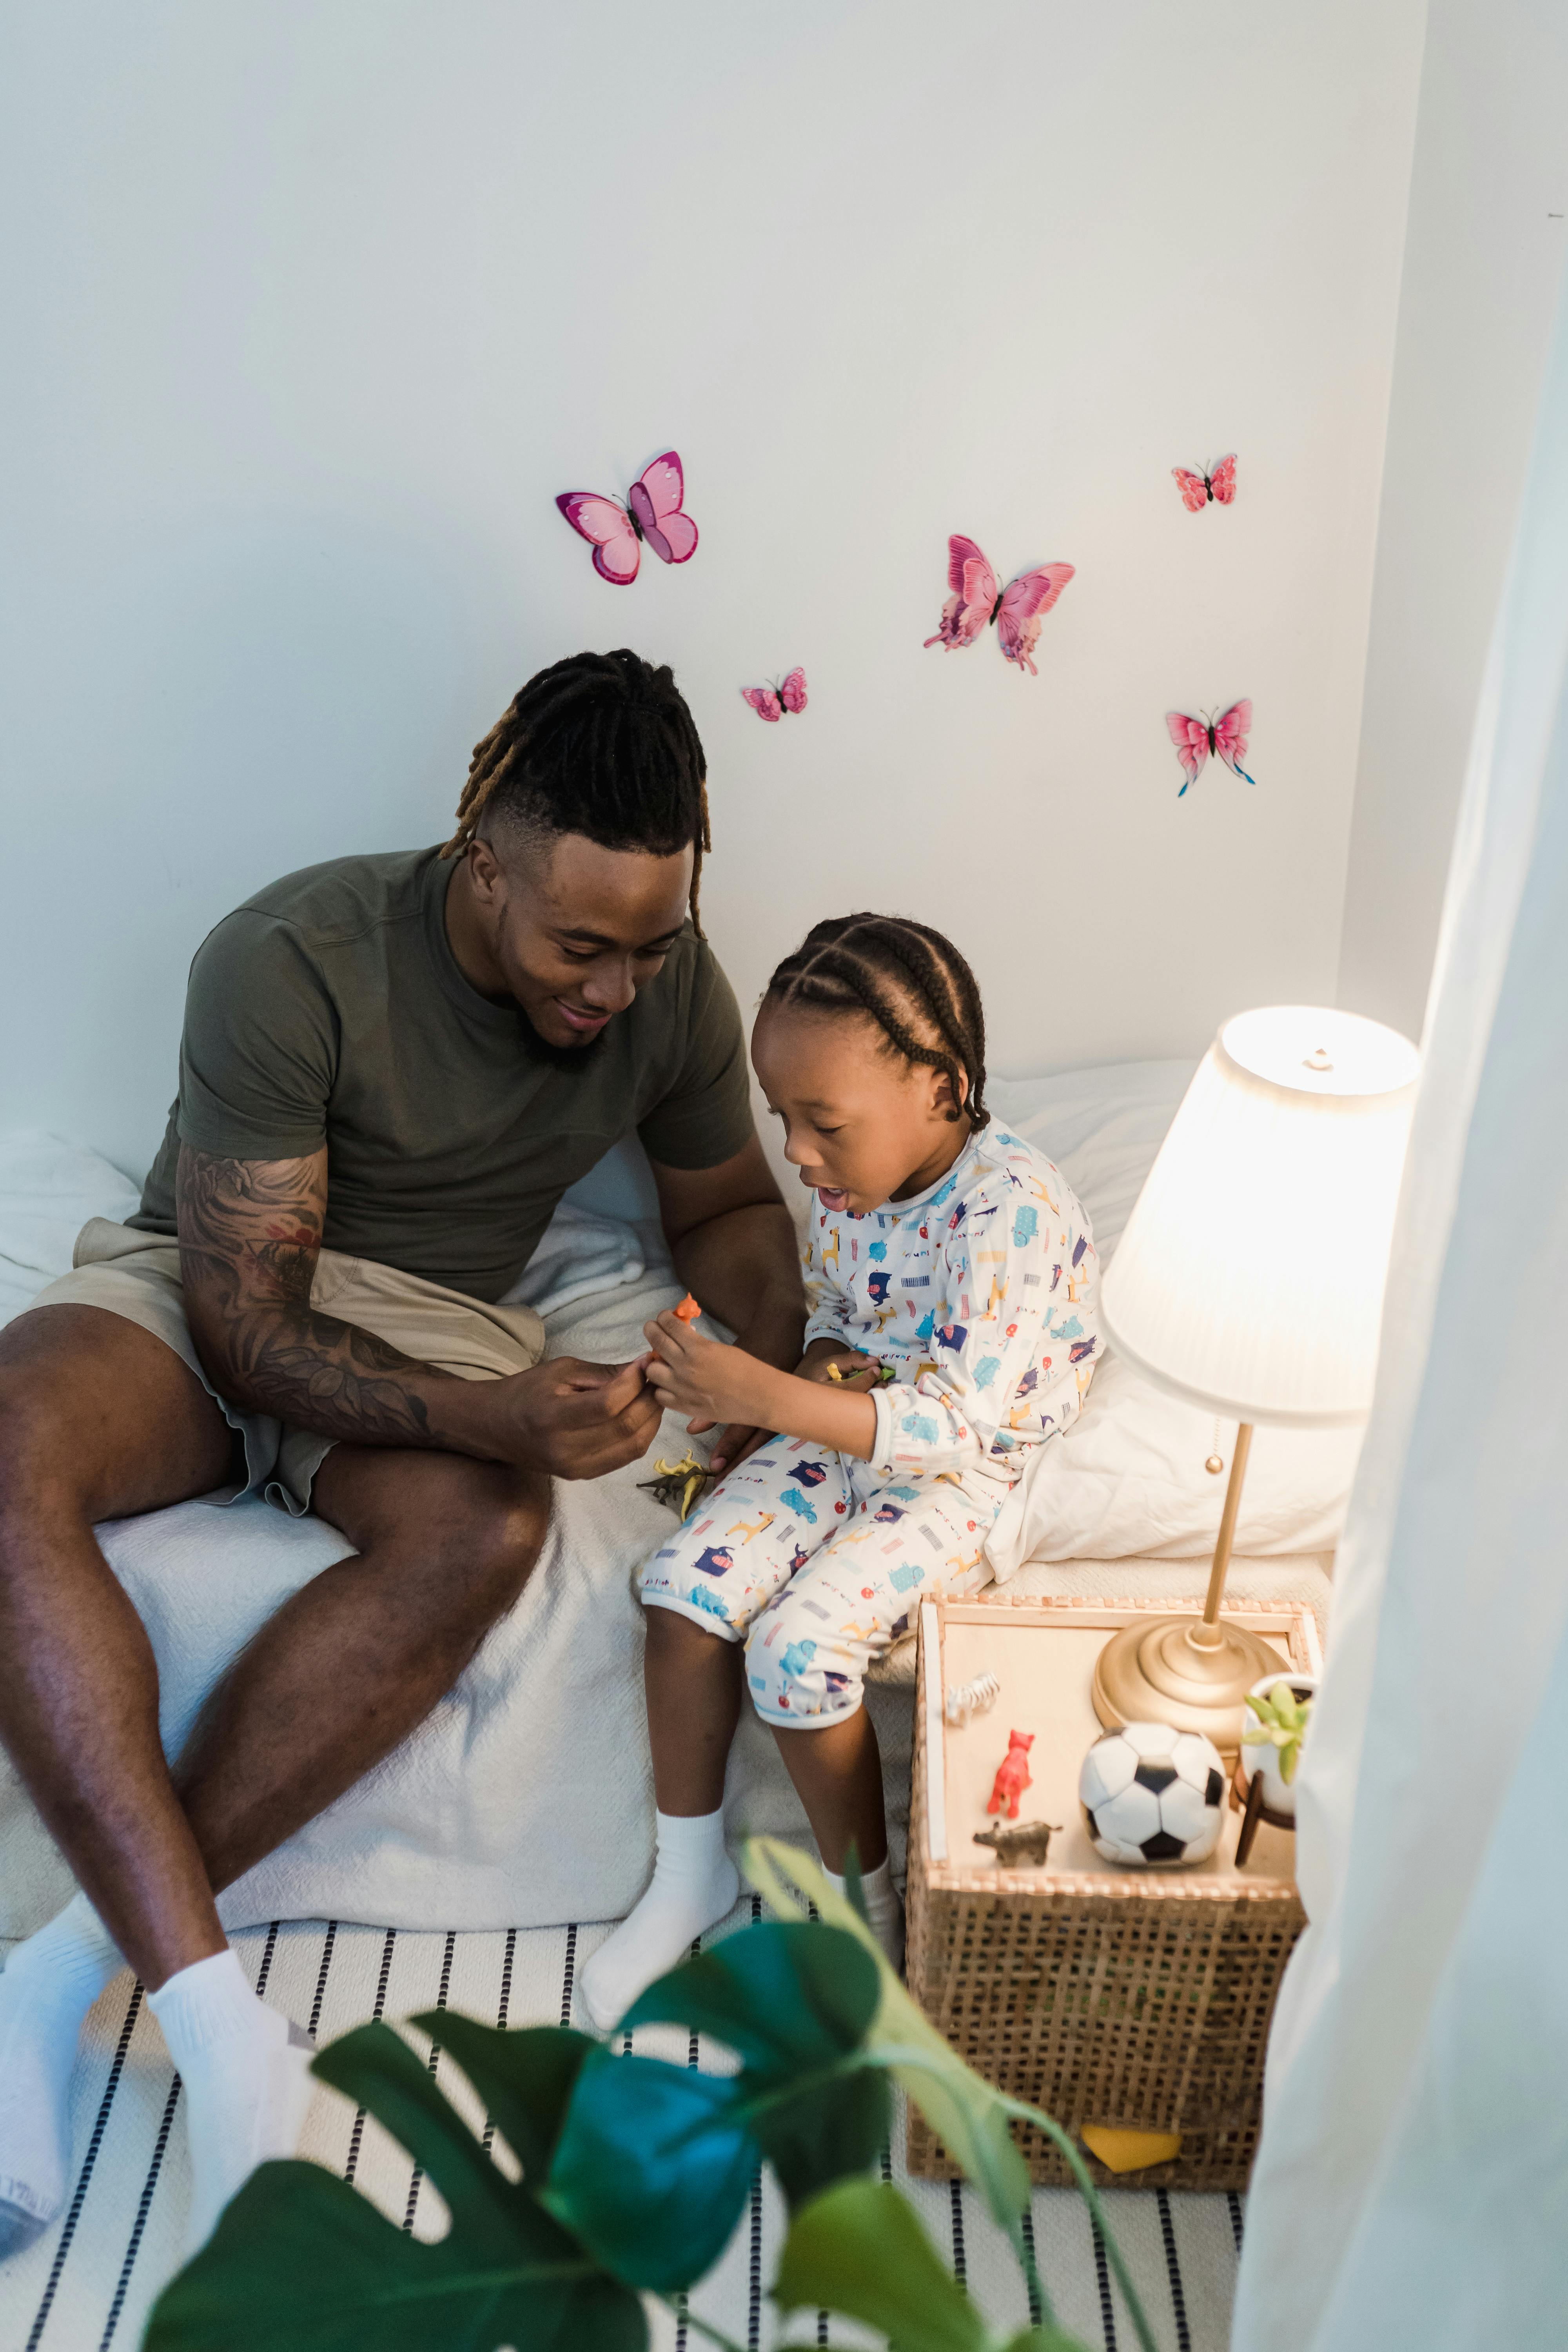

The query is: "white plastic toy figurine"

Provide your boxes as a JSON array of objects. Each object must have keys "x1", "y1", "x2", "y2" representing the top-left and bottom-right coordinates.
[{"x1": 944, "y1": 1669, "x2": 1001, "y2": 1728}]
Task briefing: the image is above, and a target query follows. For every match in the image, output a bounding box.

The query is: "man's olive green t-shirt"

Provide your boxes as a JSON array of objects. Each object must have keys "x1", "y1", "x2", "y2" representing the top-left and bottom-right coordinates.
[{"x1": 132, "y1": 848, "x2": 754, "y2": 1302}]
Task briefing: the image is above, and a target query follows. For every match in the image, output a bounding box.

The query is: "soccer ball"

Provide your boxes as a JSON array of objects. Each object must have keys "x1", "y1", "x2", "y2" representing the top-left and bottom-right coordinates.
[{"x1": 1078, "y1": 1722, "x2": 1227, "y2": 1866}]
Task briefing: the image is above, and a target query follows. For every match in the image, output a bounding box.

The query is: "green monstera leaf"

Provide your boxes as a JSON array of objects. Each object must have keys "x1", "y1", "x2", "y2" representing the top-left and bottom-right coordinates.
[
  {"x1": 544, "y1": 1921, "x2": 888, "y2": 2289},
  {"x1": 545, "y1": 2045, "x2": 754, "y2": 2291},
  {"x1": 774, "y1": 2180, "x2": 1093, "y2": 2352},
  {"x1": 625, "y1": 1920, "x2": 889, "y2": 2206},
  {"x1": 144, "y1": 2020, "x2": 644, "y2": 2352}
]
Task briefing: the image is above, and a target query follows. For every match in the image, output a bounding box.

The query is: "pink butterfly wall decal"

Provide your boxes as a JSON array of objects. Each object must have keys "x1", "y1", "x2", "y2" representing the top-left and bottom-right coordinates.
[
  {"x1": 924, "y1": 535, "x2": 1074, "y2": 675},
  {"x1": 556, "y1": 450, "x2": 698, "y2": 584},
  {"x1": 1172, "y1": 454, "x2": 1237, "y2": 512},
  {"x1": 742, "y1": 668, "x2": 808, "y2": 722},
  {"x1": 1166, "y1": 700, "x2": 1257, "y2": 795}
]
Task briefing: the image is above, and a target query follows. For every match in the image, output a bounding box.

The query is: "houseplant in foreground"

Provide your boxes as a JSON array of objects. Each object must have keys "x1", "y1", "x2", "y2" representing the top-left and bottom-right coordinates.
[{"x1": 144, "y1": 1839, "x2": 1156, "y2": 2352}]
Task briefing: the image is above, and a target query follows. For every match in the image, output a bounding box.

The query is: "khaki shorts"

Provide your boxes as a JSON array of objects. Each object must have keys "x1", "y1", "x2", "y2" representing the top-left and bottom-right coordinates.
[{"x1": 29, "y1": 1219, "x2": 547, "y2": 1516}]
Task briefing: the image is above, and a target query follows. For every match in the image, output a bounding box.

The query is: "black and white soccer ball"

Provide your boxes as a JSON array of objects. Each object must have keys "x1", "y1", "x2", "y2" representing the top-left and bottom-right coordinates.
[{"x1": 1078, "y1": 1722, "x2": 1227, "y2": 1866}]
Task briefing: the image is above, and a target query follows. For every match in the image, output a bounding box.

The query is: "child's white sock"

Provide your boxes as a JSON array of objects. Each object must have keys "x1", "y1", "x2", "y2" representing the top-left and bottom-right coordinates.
[
  {"x1": 580, "y1": 1809, "x2": 739, "y2": 2033},
  {"x1": 0, "y1": 1893, "x2": 124, "y2": 2257},
  {"x1": 826, "y1": 1857, "x2": 905, "y2": 1971},
  {"x1": 147, "y1": 1949, "x2": 314, "y2": 2258}
]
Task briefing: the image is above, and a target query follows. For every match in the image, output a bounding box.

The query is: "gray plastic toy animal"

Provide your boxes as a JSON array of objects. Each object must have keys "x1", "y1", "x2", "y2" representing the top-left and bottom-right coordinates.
[{"x1": 973, "y1": 1818, "x2": 1062, "y2": 1866}]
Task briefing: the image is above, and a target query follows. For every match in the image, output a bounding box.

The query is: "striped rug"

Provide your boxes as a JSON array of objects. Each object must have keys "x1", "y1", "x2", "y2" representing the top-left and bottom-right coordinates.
[{"x1": 1, "y1": 1907, "x2": 1243, "y2": 2350}]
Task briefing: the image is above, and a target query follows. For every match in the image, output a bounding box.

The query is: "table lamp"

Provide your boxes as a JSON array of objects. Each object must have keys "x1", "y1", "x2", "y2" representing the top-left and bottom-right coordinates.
[{"x1": 1093, "y1": 1005, "x2": 1419, "y2": 1752}]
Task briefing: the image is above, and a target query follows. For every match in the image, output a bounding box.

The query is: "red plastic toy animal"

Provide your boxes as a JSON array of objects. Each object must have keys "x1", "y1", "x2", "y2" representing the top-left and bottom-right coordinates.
[{"x1": 987, "y1": 1729, "x2": 1035, "y2": 1821}]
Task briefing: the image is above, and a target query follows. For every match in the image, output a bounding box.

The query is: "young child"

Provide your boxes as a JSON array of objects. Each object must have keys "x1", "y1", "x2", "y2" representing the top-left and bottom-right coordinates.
[{"x1": 580, "y1": 913, "x2": 1098, "y2": 2028}]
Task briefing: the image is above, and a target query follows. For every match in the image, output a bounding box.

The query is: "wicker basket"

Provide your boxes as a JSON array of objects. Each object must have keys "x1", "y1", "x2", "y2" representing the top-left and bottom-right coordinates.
[{"x1": 906, "y1": 1594, "x2": 1314, "y2": 2192}]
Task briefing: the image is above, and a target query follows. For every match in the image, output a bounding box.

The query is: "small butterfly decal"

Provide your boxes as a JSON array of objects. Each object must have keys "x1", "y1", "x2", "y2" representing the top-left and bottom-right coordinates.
[
  {"x1": 1172, "y1": 454, "x2": 1237, "y2": 512},
  {"x1": 556, "y1": 450, "x2": 697, "y2": 584},
  {"x1": 924, "y1": 535, "x2": 1074, "y2": 675},
  {"x1": 741, "y1": 668, "x2": 808, "y2": 722},
  {"x1": 1166, "y1": 701, "x2": 1256, "y2": 795}
]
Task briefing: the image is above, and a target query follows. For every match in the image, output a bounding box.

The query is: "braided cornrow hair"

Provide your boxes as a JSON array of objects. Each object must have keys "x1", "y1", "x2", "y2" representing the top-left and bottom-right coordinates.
[
  {"x1": 442, "y1": 649, "x2": 712, "y2": 933},
  {"x1": 765, "y1": 913, "x2": 990, "y2": 1131}
]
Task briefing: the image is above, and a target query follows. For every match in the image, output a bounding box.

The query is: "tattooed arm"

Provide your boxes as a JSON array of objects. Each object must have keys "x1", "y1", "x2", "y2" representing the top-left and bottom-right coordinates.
[{"x1": 175, "y1": 1146, "x2": 662, "y2": 1475}]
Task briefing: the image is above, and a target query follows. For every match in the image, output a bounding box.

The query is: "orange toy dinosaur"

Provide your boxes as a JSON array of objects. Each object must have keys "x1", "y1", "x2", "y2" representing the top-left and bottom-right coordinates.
[{"x1": 987, "y1": 1729, "x2": 1035, "y2": 1821}]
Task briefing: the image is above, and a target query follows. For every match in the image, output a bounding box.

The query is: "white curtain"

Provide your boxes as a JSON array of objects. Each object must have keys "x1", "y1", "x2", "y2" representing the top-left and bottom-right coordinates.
[{"x1": 1233, "y1": 267, "x2": 1568, "y2": 2348}]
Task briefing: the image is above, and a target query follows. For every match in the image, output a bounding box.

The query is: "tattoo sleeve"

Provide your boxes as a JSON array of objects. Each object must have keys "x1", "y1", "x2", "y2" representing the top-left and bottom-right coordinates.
[{"x1": 175, "y1": 1145, "x2": 450, "y2": 1446}]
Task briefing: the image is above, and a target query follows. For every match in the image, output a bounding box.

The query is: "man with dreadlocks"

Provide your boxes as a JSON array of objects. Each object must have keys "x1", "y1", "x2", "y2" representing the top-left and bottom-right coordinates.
[{"x1": 0, "y1": 650, "x2": 804, "y2": 2260}]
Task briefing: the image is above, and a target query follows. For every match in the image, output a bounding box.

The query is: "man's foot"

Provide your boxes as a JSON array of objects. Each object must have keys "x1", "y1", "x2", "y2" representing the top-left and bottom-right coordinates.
[
  {"x1": 0, "y1": 1893, "x2": 124, "y2": 2257},
  {"x1": 147, "y1": 1949, "x2": 315, "y2": 2258},
  {"x1": 580, "y1": 1809, "x2": 739, "y2": 2033}
]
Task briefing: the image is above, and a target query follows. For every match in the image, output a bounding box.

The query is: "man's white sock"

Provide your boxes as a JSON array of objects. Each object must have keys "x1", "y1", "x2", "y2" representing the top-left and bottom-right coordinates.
[
  {"x1": 580, "y1": 1809, "x2": 739, "y2": 2033},
  {"x1": 0, "y1": 1891, "x2": 124, "y2": 2257},
  {"x1": 147, "y1": 1948, "x2": 314, "y2": 2258},
  {"x1": 826, "y1": 1857, "x2": 905, "y2": 1971}
]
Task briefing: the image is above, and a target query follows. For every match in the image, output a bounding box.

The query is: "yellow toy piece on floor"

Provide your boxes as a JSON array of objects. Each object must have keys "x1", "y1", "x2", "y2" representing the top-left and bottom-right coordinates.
[{"x1": 1080, "y1": 2124, "x2": 1184, "y2": 2174}]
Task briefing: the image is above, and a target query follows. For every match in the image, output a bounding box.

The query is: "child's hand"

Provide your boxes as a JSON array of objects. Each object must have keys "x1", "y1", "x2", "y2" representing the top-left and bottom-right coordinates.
[{"x1": 643, "y1": 1310, "x2": 775, "y2": 1436}]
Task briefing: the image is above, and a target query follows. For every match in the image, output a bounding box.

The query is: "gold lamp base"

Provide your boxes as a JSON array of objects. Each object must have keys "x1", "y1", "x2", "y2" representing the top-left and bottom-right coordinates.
[
  {"x1": 1091, "y1": 1613, "x2": 1282, "y2": 1759},
  {"x1": 1090, "y1": 1420, "x2": 1278, "y2": 1758}
]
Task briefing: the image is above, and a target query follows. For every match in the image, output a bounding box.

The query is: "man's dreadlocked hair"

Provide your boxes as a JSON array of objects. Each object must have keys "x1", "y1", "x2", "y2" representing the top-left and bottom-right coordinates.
[
  {"x1": 442, "y1": 650, "x2": 711, "y2": 933},
  {"x1": 764, "y1": 913, "x2": 990, "y2": 1131}
]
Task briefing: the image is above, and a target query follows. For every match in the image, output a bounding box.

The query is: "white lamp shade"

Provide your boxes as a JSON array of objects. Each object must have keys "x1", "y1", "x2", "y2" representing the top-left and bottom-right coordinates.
[{"x1": 1099, "y1": 1006, "x2": 1419, "y2": 1426}]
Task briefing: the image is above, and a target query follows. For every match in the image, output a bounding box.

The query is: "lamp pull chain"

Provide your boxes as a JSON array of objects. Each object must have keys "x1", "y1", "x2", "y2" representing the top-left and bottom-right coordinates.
[{"x1": 1206, "y1": 1418, "x2": 1226, "y2": 1475}]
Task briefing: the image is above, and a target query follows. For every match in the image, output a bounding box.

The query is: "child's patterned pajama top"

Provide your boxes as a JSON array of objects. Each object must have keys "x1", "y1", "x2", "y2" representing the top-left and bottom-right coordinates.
[{"x1": 641, "y1": 1127, "x2": 1100, "y2": 1726}]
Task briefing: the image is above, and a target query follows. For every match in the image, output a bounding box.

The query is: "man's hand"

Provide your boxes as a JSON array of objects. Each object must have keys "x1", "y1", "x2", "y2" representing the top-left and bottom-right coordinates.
[{"x1": 477, "y1": 1355, "x2": 661, "y2": 1480}]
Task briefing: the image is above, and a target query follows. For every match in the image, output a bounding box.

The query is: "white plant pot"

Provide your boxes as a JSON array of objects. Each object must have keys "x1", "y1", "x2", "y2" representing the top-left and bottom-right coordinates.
[{"x1": 1241, "y1": 1672, "x2": 1319, "y2": 1819}]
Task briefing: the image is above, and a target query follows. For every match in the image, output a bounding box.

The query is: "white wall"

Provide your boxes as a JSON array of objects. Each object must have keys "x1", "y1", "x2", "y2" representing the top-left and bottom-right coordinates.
[
  {"x1": 0, "y1": 2, "x2": 1426, "y2": 1183},
  {"x1": 1337, "y1": 0, "x2": 1568, "y2": 1042}
]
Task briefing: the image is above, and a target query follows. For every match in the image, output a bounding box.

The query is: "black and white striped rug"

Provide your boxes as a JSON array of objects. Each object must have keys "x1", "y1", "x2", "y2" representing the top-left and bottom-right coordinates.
[{"x1": 1, "y1": 1907, "x2": 1243, "y2": 2350}]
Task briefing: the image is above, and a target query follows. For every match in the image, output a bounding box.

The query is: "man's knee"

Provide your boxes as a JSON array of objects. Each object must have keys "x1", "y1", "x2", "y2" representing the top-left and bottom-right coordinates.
[
  {"x1": 0, "y1": 1311, "x2": 234, "y2": 1527},
  {"x1": 0, "y1": 1372, "x2": 81, "y2": 1524},
  {"x1": 436, "y1": 1467, "x2": 552, "y2": 1632}
]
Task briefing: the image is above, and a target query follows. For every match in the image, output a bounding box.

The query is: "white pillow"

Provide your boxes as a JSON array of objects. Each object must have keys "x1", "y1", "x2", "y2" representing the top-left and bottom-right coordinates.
[
  {"x1": 0, "y1": 1131, "x2": 142, "y2": 1327},
  {"x1": 986, "y1": 1059, "x2": 1196, "y2": 1261},
  {"x1": 987, "y1": 1347, "x2": 1363, "y2": 1567},
  {"x1": 980, "y1": 1060, "x2": 1360, "y2": 1569}
]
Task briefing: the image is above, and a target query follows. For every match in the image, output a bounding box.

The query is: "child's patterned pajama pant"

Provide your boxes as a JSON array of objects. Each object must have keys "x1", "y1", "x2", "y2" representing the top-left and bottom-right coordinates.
[{"x1": 638, "y1": 1436, "x2": 1005, "y2": 1727}]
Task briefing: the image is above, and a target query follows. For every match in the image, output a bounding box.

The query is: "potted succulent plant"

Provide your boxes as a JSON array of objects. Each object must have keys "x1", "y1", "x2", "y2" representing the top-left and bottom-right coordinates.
[{"x1": 1241, "y1": 1673, "x2": 1318, "y2": 1817}]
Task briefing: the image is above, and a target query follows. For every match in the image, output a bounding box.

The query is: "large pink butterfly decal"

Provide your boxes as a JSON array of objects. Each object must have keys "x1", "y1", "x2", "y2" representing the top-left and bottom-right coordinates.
[
  {"x1": 1166, "y1": 700, "x2": 1256, "y2": 796},
  {"x1": 924, "y1": 536, "x2": 1075, "y2": 675},
  {"x1": 742, "y1": 668, "x2": 808, "y2": 722},
  {"x1": 1172, "y1": 454, "x2": 1236, "y2": 512},
  {"x1": 556, "y1": 451, "x2": 698, "y2": 584}
]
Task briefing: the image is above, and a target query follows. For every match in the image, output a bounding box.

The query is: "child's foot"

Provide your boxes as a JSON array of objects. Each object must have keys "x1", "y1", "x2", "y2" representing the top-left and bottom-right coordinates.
[
  {"x1": 827, "y1": 1857, "x2": 905, "y2": 1973},
  {"x1": 0, "y1": 1893, "x2": 123, "y2": 2257},
  {"x1": 581, "y1": 1809, "x2": 739, "y2": 2033},
  {"x1": 147, "y1": 1949, "x2": 315, "y2": 2258}
]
